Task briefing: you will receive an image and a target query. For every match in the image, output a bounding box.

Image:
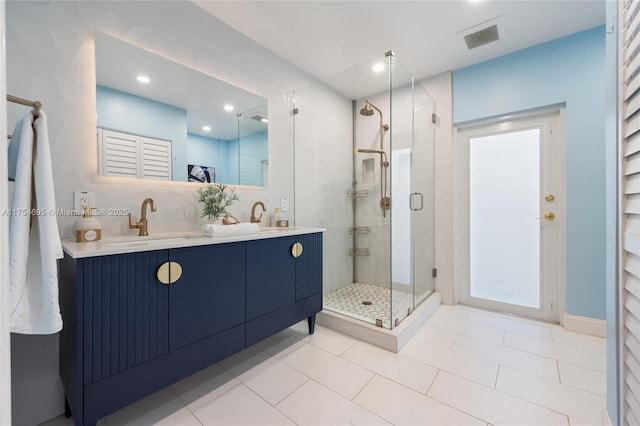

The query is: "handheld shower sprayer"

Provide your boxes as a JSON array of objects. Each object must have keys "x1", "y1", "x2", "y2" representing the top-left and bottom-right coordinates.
[{"x1": 357, "y1": 101, "x2": 390, "y2": 217}]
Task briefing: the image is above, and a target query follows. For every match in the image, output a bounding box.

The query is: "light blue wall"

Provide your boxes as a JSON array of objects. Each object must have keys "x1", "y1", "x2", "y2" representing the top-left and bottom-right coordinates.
[
  {"x1": 187, "y1": 133, "x2": 233, "y2": 183},
  {"x1": 453, "y1": 26, "x2": 606, "y2": 319},
  {"x1": 227, "y1": 138, "x2": 239, "y2": 185},
  {"x1": 239, "y1": 130, "x2": 268, "y2": 186},
  {"x1": 96, "y1": 85, "x2": 187, "y2": 181}
]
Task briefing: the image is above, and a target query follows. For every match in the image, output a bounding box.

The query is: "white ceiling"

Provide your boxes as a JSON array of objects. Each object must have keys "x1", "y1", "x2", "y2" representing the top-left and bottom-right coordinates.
[{"x1": 194, "y1": 0, "x2": 606, "y2": 85}]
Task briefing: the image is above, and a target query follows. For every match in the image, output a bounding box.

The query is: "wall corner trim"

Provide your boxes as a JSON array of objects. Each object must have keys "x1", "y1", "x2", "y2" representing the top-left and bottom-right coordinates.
[{"x1": 563, "y1": 312, "x2": 607, "y2": 338}]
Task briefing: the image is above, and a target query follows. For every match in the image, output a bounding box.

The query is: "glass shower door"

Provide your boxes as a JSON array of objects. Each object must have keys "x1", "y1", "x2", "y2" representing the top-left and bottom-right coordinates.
[
  {"x1": 389, "y1": 56, "x2": 435, "y2": 326},
  {"x1": 410, "y1": 81, "x2": 436, "y2": 309}
]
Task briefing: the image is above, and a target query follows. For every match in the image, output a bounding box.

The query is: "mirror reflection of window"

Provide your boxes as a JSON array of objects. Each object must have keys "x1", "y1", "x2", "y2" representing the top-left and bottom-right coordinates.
[{"x1": 94, "y1": 31, "x2": 269, "y2": 186}]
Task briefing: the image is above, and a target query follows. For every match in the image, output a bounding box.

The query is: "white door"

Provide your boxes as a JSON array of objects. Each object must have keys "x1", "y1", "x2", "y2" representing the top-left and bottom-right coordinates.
[{"x1": 455, "y1": 111, "x2": 564, "y2": 322}]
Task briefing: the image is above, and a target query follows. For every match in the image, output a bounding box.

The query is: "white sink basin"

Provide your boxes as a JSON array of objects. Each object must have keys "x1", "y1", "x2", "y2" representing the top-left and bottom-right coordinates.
[
  {"x1": 259, "y1": 227, "x2": 293, "y2": 234},
  {"x1": 106, "y1": 236, "x2": 190, "y2": 248},
  {"x1": 258, "y1": 229, "x2": 282, "y2": 234}
]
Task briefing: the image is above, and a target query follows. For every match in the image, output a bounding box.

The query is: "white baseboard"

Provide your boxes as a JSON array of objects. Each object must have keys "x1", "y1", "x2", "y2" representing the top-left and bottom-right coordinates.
[
  {"x1": 601, "y1": 408, "x2": 613, "y2": 426},
  {"x1": 563, "y1": 312, "x2": 606, "y2": 338}
]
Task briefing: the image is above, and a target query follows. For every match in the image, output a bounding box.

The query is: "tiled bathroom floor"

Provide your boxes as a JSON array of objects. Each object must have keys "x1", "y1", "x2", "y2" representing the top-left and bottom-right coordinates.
[
  {"x1": 43, "y1": 304, "x2": 607, "y2": 426},
  {"x1": 323, "y1": 282, "x2": 415, "y2": 328}
]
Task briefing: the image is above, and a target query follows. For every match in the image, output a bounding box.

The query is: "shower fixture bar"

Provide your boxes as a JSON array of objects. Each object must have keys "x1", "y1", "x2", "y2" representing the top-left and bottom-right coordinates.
[
  {"x1": 358, "y1": 99, "x2": 390, "y2": 217},
  {"x1": 347, "y1": 189, "x2": 369, "y2": 198},
  {"x1": 349, "y1": 226, "x2": 372, "y2": 235},
  {"x1": 349, "y1": 248, "x2": 371, "y2": 257}
]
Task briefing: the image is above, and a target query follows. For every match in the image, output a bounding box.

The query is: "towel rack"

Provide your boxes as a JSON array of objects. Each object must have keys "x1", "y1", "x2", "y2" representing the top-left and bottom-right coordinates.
[
  {"x1": 7, "y1": 95, "x2": 41, "y2": 118},
  {"x1": 6, "y1": 94, "x2": 42, "y2": 139}
]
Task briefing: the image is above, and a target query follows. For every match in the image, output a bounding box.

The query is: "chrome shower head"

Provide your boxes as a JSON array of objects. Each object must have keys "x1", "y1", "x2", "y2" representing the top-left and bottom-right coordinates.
[{"x1": 360, "y1": 102, "x2": 374, "y2": 117}]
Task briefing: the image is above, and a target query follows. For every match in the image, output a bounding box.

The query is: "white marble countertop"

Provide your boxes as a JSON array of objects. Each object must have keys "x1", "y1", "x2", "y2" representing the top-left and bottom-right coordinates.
[{"x1": 62, "y1": 227, "x2": 325, "y2": 259}]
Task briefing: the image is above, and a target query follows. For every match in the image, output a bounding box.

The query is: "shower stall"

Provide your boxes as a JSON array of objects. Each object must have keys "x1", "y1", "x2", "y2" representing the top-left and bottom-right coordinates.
[{"x1": 294, "y1": 52, "x2": 435, "y2": 329}]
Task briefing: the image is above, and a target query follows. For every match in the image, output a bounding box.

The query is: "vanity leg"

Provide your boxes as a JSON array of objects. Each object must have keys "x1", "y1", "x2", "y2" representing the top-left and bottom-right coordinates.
[
  {"x1": 64, "y1": 396, "x2": 72, "y2": 418},
  {"x1": 307, "y1": 314, "x2": 316, "y2": 335}
]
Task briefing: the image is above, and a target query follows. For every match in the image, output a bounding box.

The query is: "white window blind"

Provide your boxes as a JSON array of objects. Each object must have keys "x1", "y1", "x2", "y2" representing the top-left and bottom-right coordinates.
[
  {"x1": 140, "y1": 137, "x2": 172, "y2": 180},
  {"x1": 98, "y1": 128, "x2": 172, "y2": 180},
  {"x1": 621, "y1": 1, "x2": 640, "y2": 424}
]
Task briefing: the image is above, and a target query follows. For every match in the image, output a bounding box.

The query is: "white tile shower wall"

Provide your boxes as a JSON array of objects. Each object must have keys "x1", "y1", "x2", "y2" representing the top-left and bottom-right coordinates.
[
  {"x1": 293, "y1": 83, "x2": 354, "y2": 294},
  {"x1": 5, "y1": 1, "x2": 315, "y2": 424},
  {"x1": 354, "y1": 90, "x2": 391, "y2": 288}
]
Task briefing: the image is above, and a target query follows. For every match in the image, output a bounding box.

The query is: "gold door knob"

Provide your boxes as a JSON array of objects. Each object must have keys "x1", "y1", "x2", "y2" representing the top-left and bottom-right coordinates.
[
  {"x1": 157, "y1": 261, "x2": 183, "y2": 285},
  {"x1": 545, "y1": 194, "x2": 555, "y2": 202},
  {"x1": 291, "y1": 242, "x2": 303, "y2": 258},
  {"x1": 543, "y1": 212, "x2": 555, "y2": 220}
]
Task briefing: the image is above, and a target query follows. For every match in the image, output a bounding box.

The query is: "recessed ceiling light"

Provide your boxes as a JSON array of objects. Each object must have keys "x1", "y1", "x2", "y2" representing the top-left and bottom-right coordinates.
[
  {"x1": 261, "y1": 118, "x2": 269, "y2": 123},
  {"x1": 202, "y1": 125, "x2": 211, "y2": 132},
  {"x1": 136, "y1": 74, "x2": 150, "y2": 84},
  {"x1": 372, "y1": 63, "x2": 385, "y2": 73},
  {"x1": 224, "y1": 104, "x2": 234, "y2": 112}
]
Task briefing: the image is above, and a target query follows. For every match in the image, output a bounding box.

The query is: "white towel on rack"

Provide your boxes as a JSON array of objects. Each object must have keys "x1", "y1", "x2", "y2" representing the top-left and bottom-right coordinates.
[
  {"x1": 7, "y1": 114, "x2": 24, "y2": 182},
  {"x1": 9, "y1": 111, "x2": 64, "y2": 334}
]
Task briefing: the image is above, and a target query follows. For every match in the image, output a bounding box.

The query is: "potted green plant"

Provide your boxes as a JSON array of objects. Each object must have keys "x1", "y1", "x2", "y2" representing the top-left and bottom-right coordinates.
[{"x1": 197, "y1": 183, "x2": 239, "y2": 222}]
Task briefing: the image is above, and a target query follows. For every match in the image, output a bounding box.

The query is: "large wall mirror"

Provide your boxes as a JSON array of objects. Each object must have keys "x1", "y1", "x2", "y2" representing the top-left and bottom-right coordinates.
[{"x1": 95, "y1": 31, "x2": 269, "y2": 186}]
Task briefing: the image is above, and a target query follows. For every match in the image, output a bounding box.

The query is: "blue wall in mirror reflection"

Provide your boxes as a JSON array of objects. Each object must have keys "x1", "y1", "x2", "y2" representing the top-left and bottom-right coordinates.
[
  {"x1": 96, "y1": 86, "x2": 268, "y2": 185},
  {"x1": 96, "y1": 85, "x2": 187, "y2": 181}
]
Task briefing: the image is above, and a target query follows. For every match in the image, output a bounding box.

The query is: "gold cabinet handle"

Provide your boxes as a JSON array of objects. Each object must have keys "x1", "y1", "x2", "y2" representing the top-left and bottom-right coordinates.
[
  {"x1": 545, "y1": 194, "x2": 555, "y2": 202},
  {"x1": 291, "y1": 242, "x2": 303, "y2": 258},
  {"x1": 543, "y1": 212, "x2": 555, "y2": 220},
  {"x1": 157, "y1": 261, "x2": 183, "y2": 285}
]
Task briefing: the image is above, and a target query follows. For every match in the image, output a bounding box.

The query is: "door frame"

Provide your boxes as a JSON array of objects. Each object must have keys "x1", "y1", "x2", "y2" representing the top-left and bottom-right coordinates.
[{"x1": 453, "y1": 106, "x2": 567, "y2": 323}]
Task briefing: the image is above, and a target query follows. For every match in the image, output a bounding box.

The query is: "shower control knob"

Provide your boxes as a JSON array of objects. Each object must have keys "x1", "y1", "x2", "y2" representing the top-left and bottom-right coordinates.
[{"x1": 380, "y1": 197, "x2": 391, "y2": 211}]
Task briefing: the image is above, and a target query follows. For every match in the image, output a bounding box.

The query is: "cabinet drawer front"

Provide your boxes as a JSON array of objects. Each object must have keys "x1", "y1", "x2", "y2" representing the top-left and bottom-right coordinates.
[
  {"x1": 83, "y1": 251, "x2": 169, "y2": 385},
  {"x1": 295, "y1": 233, "x2": 323, "y2": 300}
]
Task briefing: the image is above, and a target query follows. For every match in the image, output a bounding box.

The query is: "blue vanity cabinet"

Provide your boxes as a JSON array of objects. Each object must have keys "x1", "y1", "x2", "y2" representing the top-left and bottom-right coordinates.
[
  {"x1": 245, "y1": 232, "x2": 323, "y2": 346},
  {"x1": 59, "y1": 231, "x2": 322, "y2": 426},
  {"x1": 59, "y1": 245, "x2": 246, "y2": 426}
]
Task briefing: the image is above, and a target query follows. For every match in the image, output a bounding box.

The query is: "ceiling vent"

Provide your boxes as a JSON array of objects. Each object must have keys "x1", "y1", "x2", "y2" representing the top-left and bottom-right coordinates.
[{"x1": 457, "y1": 16, "x2": 505, "y2": 50}]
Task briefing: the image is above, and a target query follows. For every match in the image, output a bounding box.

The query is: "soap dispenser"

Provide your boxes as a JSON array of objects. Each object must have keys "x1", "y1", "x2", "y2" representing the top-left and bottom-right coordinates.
[
  {"x1": 73, "y1": 206, "x2": 102, "y2": 242},
  {"x1": 270, "y1": 207, "x2": 281, "y2": 227}
]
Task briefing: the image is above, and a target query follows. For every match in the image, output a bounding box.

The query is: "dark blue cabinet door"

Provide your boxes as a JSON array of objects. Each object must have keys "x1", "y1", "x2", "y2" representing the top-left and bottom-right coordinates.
[
  {"x1": 83, "y1": 250, "x2": 169, "y2": 384},
  {"x1": 295, "y1": 233, "x2": 323, "y2": 300},
  {"x1": 168, "y1": 242, "x2": 245, "y2": 351},
  {"x1": 246, "y1": 237, "x2": 296, "y2": 320}
]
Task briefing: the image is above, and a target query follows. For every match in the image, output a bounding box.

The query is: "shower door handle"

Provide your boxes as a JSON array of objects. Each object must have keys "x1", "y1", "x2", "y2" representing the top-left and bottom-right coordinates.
[{"x1": 410, "y1": 192, "x2": 424, "y2": 211}]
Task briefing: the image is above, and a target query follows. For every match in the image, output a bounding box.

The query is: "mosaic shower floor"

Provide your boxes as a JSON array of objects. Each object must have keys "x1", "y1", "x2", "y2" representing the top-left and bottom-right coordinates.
[{"x1": 323, "y1": 282, "x2": 415, "y2": 329}]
